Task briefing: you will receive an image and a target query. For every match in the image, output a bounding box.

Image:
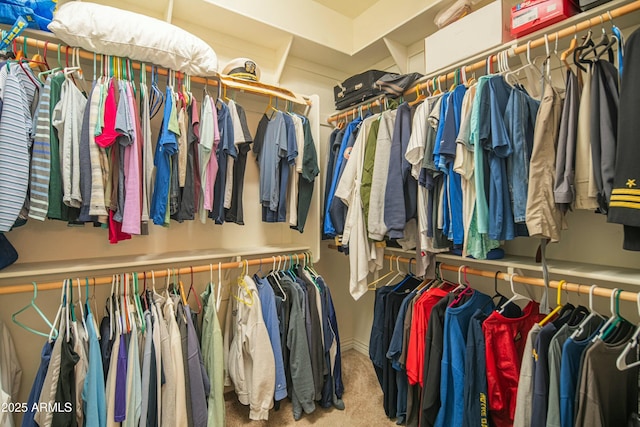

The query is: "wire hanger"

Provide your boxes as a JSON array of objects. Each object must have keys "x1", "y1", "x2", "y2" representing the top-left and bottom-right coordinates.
[
  {"x1": 12, "y1": 282, "x2": 57, "y2": 338},
  {"x1": 186, "y1": 266, "x2": 203, "y2": 314},
  {"x1": 616, "y1": 291, "x2": 640, "y2": 371}
]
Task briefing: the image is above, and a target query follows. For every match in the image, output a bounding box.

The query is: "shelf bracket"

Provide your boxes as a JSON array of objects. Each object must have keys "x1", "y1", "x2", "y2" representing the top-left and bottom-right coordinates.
[
  {"x1": 165, "y1": 0, "x2": 174, "y2": 23},
  {"x1": 383, "y1": 37, "x2": 409, "y2": 74},
  {"x1": 274, "y1": 35, "x2": 294, "y2": 85}
]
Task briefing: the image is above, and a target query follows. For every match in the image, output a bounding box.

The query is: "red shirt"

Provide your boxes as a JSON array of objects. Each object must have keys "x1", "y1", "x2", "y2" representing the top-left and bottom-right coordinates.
[
  {"x1": 483, "y1": 301, "x2": 543, "y2": 427},
  {"x1": 405, "y1": 285, "x2": 454, "y2": 386}
]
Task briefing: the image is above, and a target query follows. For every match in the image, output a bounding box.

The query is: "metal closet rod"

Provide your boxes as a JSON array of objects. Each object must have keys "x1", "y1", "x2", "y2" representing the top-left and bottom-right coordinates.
[
  {"x1": 13, "y1": 35, "x2": 310, "y2": 106},
  {"x1": 405, "y1": 0, "x2": 640, "y2": 97},
  {"x1": 383, "y1": 254, "x2": 640, "y2": 303},
  {"x1": 0, "y1": 252, "x2": 308, "y2": 296}
]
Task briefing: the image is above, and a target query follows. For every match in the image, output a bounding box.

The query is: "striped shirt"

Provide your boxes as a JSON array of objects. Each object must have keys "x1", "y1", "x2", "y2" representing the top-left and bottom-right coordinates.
[
  {"x1": 0, "y1": 65, "x2": 37, "y2": 231},
  {"x1": 28, "y1": 79, "x2": 52, "y2": 221}
]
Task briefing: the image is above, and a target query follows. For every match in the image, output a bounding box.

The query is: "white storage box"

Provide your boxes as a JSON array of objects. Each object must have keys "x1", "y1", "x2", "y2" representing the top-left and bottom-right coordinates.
[{"x1": 425, "y1": 0, "x2": 512, "y2": 74}]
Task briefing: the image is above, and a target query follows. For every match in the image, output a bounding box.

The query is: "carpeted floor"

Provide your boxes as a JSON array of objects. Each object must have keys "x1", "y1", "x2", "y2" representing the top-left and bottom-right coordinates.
[{"x1": 224, "y1": 349, "x2": 399, "y2": 426}]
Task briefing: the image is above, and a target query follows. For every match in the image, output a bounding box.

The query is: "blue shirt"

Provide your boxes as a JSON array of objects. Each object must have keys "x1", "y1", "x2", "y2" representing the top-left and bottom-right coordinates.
[
  {"x1": 440, "y1": 85, "x2": 467, "y2": 245},
  {"x1": 435, "y1": 290, "x2": 494, "y2": 427},
  {"x1": 323, "y1": 117, "x2": 362, "y2": 236},
  {"x1": 487, "y1": 76, "x2": 516, "y2": 241},
  {"x1": 22, "y1": 341, "x2": 55, "y2": 427},
  {"x1": 150, "y1": 87, "x2": 178, "y2": 225},
  {"x1": 255, "y1": 275, "x2": 288, "y2": 401},
  {"x1": 82, "y1": 311, "x2": 106, "y2": 427}
]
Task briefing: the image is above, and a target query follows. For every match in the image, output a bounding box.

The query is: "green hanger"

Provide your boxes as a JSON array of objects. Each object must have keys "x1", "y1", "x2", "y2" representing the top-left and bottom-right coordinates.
[{"x1": 12, "y1": 282, "x2": 57, "y2": 339}]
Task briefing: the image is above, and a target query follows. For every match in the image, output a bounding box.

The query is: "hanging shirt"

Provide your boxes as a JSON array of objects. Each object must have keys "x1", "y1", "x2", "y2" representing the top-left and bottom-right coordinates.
[
  {"x1": 51, "y1": 331, "x2": 80, "y2": 427},
  {"x1": 608, "y1": 28, "x2": 640, "y2": 250},
  {"x1": 574, "y1": 329, "x2": 638, "y2": 427},
  {"x1": 72, "y1": 321, "x2": 89, "y2": 427},
  {"x1": 470, "y1": 76, "x2": 492, "y2": 236},
  {"x1": 435, "y1": 290, "x2": 494, "y2": 427},
  {"x1": 462, "y1": 309, "x2": 490, "y2": 427},
  {"x1": 121, "y1": 82, "x2": 142, "y2": 235},
  {"x1": 210, "y1": 101, "x2": 235, "y2": 224},
  {"x1": 0, "y1": 64, "x2": 38, "y2": 231},
  {"x1": 176, "y1": 97, "x2": 200, "y2": 222},
  {"x1": 513, "y1": 323, "x2": 541, "y2": 427},
  {"x1": 257, "y1": 112, "x2": 287, "y2": 216},
  {"x1": 164, "y1": 297, "x2": 187, "y2": 427},
  {"x1": 82, "y1": 310, "x2": 107, "y2": 427},
  {"x1": 294, "y1": 118, "x2": 320, "y2": 233},
  {"x1": 150, "y1": 87, "x2": 179, "y2": 226},
  {"x1": 288, "y1": 114, "x2": 305, "y2": 227},
  {"x1": 22, "y1": 341, "x2": 54, "y2": 427},
  {"x1": 0, "y1": 321, "x2": 21, "y2": 427},
  {"x1": 368, "y1": 110, "x2": 397, "y2": 241},
  {"x1": 123, "y1": 321, "x2": 141, "y2": 427},
  {"x1": 335, "y1": 115, "x2": 377, "y2": 300},
  {"x1": 574, "y1": 67, "x2": 599, "y2": 210},
  {"x1": 558, "y1": 317, "x2": 604, "y2": 427},
  {"x1": 183, "y1": 304, "x2": 209, "y2": 427},
  {"x1": 225, "y1": 100, "x2": 253, "y2": 225},
  {"x1": 483, "y1": 301, "x2": 542, "y2": 427},
  {"x1": 28, "y1": 79, "x2": 52, "y2": 221},
  {"x1": 324, "y1": 117, "x2": 362, "y2": 237},
  {"x1": 201, "y1": 284, "x2": 225, "y2": 427},
  {"x1": 526, "y1": 83, "x2": 564, "y2": 242},
  {"x1": 198, "y1": 95, "x2": 217, "y2": 220},
  {"x1": 140, "y1": 83, "x2": 154, "y2": 226}
]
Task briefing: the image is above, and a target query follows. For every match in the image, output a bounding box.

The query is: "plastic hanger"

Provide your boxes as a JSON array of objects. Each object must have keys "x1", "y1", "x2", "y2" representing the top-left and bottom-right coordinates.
[
  {"x1": 234, "y1": 260, "x2": 254, "y2": 307},
  {"x1": 562, "y1": 28, "x2": 579, "y2": 70},
  {"x1": 574, "y1": 30, "x2": 595, "y2": 72},
  {"x1": 75, "y1": 278, "x2": 88, "y2": 335},
  {"x1": 594, "y1": 288, "x2": 621, "y2": 342},
  {"x1": 12, "y1": 282, "x2": 57, "y2": 338},
  {"x1": 616, "y1": 291, "x2": 640, "y2": 371},
  {"x1": 132, "y1": 273, "x2": 146, "y2": 333},
  {"x1": 149, "y1": 65, "x2": 164, "y2": 119},
  {"x1": 450, "y1": 266, "x2": 473, "y2": 307},
  {"x1": 367, "y1": 256, "x2": 397, "y2": 290},
  {"x1": 498, "y1": 274, "x2": 532, "y2": 314},
  {"x1": 383, "y1": 256, "x2": 406, "y2": 288},
  {"x1": 539, "y1": 280, "x2": 566, "y2": 326}
]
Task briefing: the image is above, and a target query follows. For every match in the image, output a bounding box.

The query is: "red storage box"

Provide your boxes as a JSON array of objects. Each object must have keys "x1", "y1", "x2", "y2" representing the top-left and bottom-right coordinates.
[{"x1": 511, "y1": 0, "x2": 578, "y2": 38}]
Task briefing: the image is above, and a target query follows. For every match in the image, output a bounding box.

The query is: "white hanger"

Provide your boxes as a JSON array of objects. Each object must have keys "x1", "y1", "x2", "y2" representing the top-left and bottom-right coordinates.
[
  {"x1": 616, "y1": 292, "x2": 640, "y2": 371},
  {"x1": 64, "y1": 279, "x2": 71, "y2": 342},
  {"x1": 383, "y1": 256, "x2": 405, "y2": 287},
  {"x1": 570, "y1": 284, "x2": 605, "y2": 340},
  {"x1": 47, "y1": 280, "x2": 66, "y2": 342},
  {"x1": 593, "y1": 288, "x2": 619, "y2": 342},
  {"x1": 269, "y1": 256, "x2": 287, "y2": 301},
  {"x1": 498, "y1": 274, "x2": 532, "y2": 314},
  {"x1": 452, "y1": 265, "x2": 469, "y2": 292}
]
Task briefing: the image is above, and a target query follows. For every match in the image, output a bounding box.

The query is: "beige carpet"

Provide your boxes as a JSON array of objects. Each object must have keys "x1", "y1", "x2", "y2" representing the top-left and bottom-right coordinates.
[{"x1": 224, "y1": 349, "x2": 399, "y2": 426}]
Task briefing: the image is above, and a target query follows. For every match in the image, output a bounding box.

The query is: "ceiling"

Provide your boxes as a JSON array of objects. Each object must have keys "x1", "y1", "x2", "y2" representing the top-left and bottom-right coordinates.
[{"x1": 311, "y1": 0, "x2": 382, "y2": 18}]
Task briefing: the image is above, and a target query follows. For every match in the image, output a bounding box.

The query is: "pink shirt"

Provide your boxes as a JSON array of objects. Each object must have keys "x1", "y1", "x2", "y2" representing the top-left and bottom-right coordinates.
[
  {"x1": 121, "y1": 82, "x2": 142, "y2": 235},
  {"x1": 95, "y1": 79, "x2": 122, "y2": 148}
]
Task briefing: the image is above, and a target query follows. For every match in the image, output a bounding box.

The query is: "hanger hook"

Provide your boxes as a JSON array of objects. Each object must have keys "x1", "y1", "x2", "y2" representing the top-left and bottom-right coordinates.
[
  {"x1": 494, "y1": 271, "x2": 502, "y2": 294},
  {"x1": 457, "y1": 265, "x2": 464, "y2": 286},
  {"x1": 607, "y1": 10, "x2": 614, "y2": 26},
  {"x1": 510, "y1": 273, "x2": 519, "y2": 295},
  {"x1": 588, "y1": 284, "x2": 597, "y2": 311},
  {"x1": 609, "y1": 288, "x2": 619, "y2": 316}
]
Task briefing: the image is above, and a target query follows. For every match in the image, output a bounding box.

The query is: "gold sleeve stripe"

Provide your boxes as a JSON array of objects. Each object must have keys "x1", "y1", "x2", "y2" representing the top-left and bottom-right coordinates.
[
  {"x1": 610, "y1": 195, "x2": 640, "y2": 203},
  {"x1": 612, "y1": 188, "x2": 640, "y2": 196},
  {"x1": 609, "y1": 201, "x2": 640, "y2": 210}
]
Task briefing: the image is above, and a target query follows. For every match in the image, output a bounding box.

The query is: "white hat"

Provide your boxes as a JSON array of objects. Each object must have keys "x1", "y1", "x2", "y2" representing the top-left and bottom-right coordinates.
[{"x1": 222, "y1": 58, "x2": 261, "y2": 82}]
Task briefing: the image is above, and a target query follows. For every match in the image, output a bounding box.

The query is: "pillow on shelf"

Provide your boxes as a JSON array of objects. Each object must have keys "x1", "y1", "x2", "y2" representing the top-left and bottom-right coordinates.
[{"x1": 48, "y1": 1, "x2": 218, "y2": 76}]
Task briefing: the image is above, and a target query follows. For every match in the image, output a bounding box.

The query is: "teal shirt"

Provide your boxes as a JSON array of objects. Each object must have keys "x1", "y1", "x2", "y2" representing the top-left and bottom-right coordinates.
[
  {"x1": 467, "y1": 76, "x2": 500, "y2": 259},
  {"x1": 82, "y1": 310, "x2": 107, "y2": 427}
]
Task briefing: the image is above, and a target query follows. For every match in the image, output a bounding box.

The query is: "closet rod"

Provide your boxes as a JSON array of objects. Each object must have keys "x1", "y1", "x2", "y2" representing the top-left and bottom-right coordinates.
[
  {"x1": 404, "y1": 0, "x2": 640, "y2": 97},
  {"x1": 327, "y1": 96, "x2": 385, "y2": 124},
  {"x1": 383, "y1": 254, "x2": 640, "y2": 303},
  {"x1": 0, "y1": 252, "x2": 307, "y2": 296},
  {"x1": 13, "y1": 35, "x2": 311, "y2": 106}
]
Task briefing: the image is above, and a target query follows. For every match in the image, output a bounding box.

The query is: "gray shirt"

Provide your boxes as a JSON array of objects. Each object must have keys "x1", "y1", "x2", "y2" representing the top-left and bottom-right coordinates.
[{"x1": 258, "y1": 112, "x2": 287, "y2": 211}]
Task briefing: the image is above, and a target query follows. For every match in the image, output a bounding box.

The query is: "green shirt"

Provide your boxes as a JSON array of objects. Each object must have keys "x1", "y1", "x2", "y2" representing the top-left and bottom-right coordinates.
[
  {"x1": 201, "y1": 284, "x2": 225, "y2": 427},
  {"x1": 294, "y1": 119, "x2": 319, "y2": 233},
  {"x1": 360, "y1": 118, "x2": 380, "y2": 230}
]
